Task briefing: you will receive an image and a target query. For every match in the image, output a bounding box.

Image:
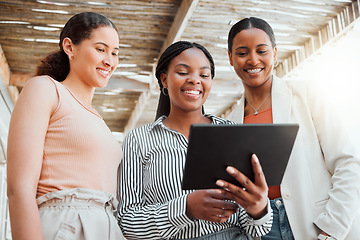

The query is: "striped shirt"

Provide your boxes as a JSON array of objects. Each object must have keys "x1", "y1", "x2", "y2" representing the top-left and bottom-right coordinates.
[{"x1": 118, "y1": 114, "x2": 272, "y2": 239}]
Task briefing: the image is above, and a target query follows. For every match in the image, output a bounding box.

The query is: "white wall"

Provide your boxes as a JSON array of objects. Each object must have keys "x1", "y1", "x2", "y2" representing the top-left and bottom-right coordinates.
[{"x1": 0, "y1": 75, "x2": 14, "y2": 240}]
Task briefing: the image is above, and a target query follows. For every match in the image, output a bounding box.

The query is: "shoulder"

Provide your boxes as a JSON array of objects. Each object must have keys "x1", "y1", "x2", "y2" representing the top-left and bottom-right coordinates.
[
  {"x1": 122, "y1": 122, "x2": 164, "y2": 153},
  {"x1": 205, "y1": 114, "x2": 237, "y2": 125},
  {"x1": 18, "y1": 75, "x2": 59, "y2": 112},
  {"x1": 124, "y1": 122, "x2": 157, "y2": 141},
  {"x1": 275, "y1": 76, "x2": 316, "y2": 94},
  {"x1": 277, "y1": 77, "x2": 328, "y2": 104},
  {"x1": 21, "y1": 75, "x2": 60, "y2": 98}
]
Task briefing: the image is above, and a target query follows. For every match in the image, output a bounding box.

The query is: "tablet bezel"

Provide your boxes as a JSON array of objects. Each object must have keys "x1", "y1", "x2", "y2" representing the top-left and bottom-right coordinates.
[{"x1": 182, "y1": 123, "x2": 299, "y2": 190}]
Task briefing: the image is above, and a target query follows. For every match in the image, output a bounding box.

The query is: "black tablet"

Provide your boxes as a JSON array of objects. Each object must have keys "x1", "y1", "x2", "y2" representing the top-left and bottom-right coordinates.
[{"x1": 182, "y1": 123, "x2": 299, "y2": 190}]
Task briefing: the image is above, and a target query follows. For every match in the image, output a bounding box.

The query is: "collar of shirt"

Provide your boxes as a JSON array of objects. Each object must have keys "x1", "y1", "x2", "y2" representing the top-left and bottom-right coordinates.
[{"x1": 147, "y1": 113, "x2": 234, "y2": 132}]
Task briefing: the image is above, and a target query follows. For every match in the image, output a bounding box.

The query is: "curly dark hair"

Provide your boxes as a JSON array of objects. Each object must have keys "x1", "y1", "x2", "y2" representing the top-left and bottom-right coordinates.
[{"x1": 36, "y1": 12, "x2": 118, "y2": 82}]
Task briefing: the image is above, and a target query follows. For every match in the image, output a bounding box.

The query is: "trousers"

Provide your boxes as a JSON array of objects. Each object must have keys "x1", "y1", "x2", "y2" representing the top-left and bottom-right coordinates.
[
  {"x1": 173, "y1": 227, "x2": 253, "y2": 240},
  {"x1": 37, "y1": 188, "x2": 125, "y2": 240},
  {"x1": 260, "y1": 198, "x2": 294, "y2": 240}
]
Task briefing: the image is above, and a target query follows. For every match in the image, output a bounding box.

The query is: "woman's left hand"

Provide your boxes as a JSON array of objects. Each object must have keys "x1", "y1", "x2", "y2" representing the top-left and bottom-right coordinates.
[{"x1": 216, "y1": 154, "x2": 269, "y2": 219}]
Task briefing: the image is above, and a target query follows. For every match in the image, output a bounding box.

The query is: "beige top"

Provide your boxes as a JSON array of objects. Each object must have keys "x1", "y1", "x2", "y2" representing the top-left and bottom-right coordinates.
[{"x1": 37, "y1": 76, "x2": 121, "y2": 198}]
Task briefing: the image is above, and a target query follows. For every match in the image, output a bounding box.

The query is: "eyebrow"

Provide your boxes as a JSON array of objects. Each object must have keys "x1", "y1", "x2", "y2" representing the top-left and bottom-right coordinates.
[
  {"x1": 94, "y1": 42, "x2": 119, "y2": 51},
  {"x1": 175, "y1": 63, "x2": 210, "y2": 70},
  {"x1": 235, "y1": 43, "x2": 269, "y2": 51}
]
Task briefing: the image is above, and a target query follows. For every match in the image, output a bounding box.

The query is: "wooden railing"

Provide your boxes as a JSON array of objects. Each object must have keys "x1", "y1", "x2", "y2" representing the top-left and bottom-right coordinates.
[{"x1": 275, "y1": 0, "x2": 360, "y2": 78}]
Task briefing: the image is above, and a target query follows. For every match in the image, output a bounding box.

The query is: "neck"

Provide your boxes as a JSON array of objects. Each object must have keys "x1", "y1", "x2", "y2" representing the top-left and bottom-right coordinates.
[
  {"x1": 243, "y1": 76, "x2": 273, "y2": 116},
  {"x1": 62, "y1": 75, "x2": 95, "y2": 107},
  {"x1": 244, "y1": 76, "x2": 273, "y2": 104},
  {"x1": 164, "y1": 108, "x2": 211, "y2": 139}
]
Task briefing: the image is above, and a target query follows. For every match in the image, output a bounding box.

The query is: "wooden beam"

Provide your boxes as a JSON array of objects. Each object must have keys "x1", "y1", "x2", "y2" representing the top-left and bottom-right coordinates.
[
  {"x1": 7, "y1": 85, "x2": 19, "y2": 104},
  {"x1": 151, "y1": 0, "x2": 199, "y2": 88},
  {"x1": 103, "y1": 75, "x2": 150, "y2": 91},
  {"x1": 123, "y1": 90, "x2": 151, "y2": 134},
  {"x1": 276, "y1": 1, "x2": 360, "y2": 78},
  {"x1": 220, "y1": 101, "x2": 240, "y2": 119},
  {"x1": 159, "y1": 0, "x2": 199, "y2": 55},
  {"x1": 9, "y1": 72, "x2": 32, "y2": 88},
  {"x1": 0, "y1": 44, "x2": 10, "y2": 85},
  {"x1": 123, "y1": 0, "x2": 199, "y2": 133}
]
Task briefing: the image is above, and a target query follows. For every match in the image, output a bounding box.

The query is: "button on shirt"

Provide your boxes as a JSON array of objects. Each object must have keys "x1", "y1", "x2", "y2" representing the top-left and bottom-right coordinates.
[{"x1": 118, "y1": 114, "x2": 272, "y2": 239}]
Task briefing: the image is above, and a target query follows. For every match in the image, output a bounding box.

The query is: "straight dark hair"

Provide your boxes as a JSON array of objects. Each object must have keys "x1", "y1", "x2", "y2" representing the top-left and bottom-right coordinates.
[
  {"x1": 228, "y1": 17, "x2": 276, "y2": 53},
  {"x1": 36, "y1": 12, "x2": 118, "y2": 82},
  {"x1": 155, "y1": 41, "x2": 215, "y2": 120}
]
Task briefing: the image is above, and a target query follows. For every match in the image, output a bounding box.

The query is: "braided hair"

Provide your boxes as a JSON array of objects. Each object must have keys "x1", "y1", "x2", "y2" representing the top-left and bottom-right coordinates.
[{"x1": 155, "y1": 41, "x2": 215, "y2": 119}]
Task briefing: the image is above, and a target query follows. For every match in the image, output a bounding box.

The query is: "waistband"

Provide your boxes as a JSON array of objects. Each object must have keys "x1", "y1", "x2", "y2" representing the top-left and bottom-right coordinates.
[
  {"x1": 173, "y1": 227, "x2": 250, "y2": 240},
  {"x1": 270, "y1": 197, "x2": 284, "y2": 210},
  {"x1": 36, "y1": 188, "x2": 118, "y2": 211}
]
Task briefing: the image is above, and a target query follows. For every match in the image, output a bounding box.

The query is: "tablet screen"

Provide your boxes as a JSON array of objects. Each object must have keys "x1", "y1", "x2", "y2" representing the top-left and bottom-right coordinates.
[{"x1": 182, "y1": 124, "x2": 299, "y2": 190}]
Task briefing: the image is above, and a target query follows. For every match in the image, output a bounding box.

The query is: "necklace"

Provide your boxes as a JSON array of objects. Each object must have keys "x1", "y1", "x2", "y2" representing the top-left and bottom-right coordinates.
[{"x1": 245, "y1": 92, "x2": 271, "y2": 116}]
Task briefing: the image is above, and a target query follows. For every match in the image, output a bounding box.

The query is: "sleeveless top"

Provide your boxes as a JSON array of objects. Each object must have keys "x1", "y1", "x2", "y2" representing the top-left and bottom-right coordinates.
[{"x1": 37, "y1": 76, "x2": 121, "y2": 198}]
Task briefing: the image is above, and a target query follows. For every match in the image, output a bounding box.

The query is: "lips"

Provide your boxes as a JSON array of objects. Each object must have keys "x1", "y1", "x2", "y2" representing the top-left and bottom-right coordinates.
[
  {"x1": 97, "y1": 68, "x2": 111, "y2": 78},
  {"x1": 245, "y1": 68, "x2": 263, "y2": 74},
  {"x1": 183, "y1": 89, "x2": 201, "y2": 95}
]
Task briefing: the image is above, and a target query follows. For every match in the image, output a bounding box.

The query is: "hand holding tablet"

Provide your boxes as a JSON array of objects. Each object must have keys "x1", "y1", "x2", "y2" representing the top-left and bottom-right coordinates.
[
  {"x1": 216, "y1": 154, "x2": 269, "y2": 219},
  {"x1": 182, "y1": 124, "x2": 299, "y2": 190}
]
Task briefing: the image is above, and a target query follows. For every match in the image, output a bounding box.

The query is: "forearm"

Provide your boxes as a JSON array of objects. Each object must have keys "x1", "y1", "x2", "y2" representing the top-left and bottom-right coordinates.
[
  {"x1": 313, "y1": 158, "x2": 360, "y2": 239},
  {"x1": 8, "y1": 193, "x2": 43, "y2": 240},
  {"x1": 308, "y1": 80, "x2": 360, "y2": 239}
]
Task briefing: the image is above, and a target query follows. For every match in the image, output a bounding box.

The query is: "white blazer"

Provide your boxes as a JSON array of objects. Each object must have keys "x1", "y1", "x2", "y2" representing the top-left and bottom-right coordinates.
[{"x1": 227, "y1": 76, "x2": 360, "y2": 240}]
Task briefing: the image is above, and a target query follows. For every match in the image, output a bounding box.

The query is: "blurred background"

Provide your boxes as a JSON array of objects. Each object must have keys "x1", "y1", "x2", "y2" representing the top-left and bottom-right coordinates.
[{"x1": 1, "y1": 0, "x2": 359, "y2": 238}]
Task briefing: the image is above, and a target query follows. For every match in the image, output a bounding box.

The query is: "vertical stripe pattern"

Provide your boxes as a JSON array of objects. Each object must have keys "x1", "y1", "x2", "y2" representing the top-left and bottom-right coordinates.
[{"x1": 118, "y1": 114, "x2": 272, "y2": 239}]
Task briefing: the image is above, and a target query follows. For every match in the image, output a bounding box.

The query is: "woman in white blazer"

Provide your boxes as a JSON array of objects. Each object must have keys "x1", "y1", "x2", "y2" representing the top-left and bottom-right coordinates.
[{"x1": 225, "y1": 17, "x2": 360, "y2": 240}]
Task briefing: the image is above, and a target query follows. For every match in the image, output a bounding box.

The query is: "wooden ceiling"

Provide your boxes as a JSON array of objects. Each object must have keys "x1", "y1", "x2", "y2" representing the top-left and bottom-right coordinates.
[{"x1": 0, "y1": 0, "x2": 359, "y2": 137}]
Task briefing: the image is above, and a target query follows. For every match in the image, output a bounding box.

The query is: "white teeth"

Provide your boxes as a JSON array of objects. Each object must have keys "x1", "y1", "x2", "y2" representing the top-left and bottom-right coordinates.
[
  {"x1": 246, "y1": 68, "x2": 262, "y2": 73},
  {"x1": 184, "y1": 90, "x2": 200, "y2": 95},
  {"x1": 98, "y1": 69, "x2": 110, "y2": 75}
]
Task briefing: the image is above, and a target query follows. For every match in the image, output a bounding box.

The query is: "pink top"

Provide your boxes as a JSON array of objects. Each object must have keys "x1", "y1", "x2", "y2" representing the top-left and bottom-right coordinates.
[{"x1": 37, "y1": 76, "x2": 121, "y2": 198}]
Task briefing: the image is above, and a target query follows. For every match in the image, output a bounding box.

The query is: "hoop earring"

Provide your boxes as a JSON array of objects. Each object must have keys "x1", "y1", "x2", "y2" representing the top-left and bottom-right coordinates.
[
  {"x1": 161, "y1": 87, "x2": 168, "y2": 96},
  {"x1": 274, "y1": 60, "x2": 279, "y2": 67}
]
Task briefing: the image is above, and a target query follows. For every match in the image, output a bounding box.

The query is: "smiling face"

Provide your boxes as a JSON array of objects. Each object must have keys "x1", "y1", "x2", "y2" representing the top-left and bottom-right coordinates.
[
  {"x1": 161, "y1": 47, "x2": 212, "y2": 114},
  {"x1": 69, "y1": 26, "x2": 119, "y2": 88},
  {"x1": 228, "y1": 28, "x2": 277, "y2": 90}
]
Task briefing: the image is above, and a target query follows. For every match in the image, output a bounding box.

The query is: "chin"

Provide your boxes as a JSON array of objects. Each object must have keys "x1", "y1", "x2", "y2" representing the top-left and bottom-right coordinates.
[{"x1": 97, "y1": 80, "x2": 110, "y2": 88}]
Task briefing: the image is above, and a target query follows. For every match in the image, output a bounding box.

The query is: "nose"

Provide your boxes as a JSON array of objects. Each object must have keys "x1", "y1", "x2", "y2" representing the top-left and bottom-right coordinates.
[
  {"x1": 247, "y1": 52, "x2": 260, "y2": 66},
  {"x1": 187, "y1": 73, "x2": 201, "y2": 84},
  {"x1": 103, "y1": 54, "x2": 116, "y2": 67}
]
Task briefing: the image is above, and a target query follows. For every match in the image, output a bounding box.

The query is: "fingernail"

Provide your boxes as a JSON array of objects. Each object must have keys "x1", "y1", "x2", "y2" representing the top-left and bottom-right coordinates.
[
  {"x1": 216, "y1": 180, "x2": 224, "y2": 187},
  {"x1": 253, "y1": 154, "x2": 258, "y2": 163},
  {"x1": 227, "y1": 166, "x2": 235, "y2": 174}
]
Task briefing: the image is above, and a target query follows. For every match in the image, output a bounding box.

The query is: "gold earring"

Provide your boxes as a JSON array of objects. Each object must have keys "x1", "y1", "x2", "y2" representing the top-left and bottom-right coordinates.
[{"x1": 274, "y1": 60, "x2": 279, "y2": 67}]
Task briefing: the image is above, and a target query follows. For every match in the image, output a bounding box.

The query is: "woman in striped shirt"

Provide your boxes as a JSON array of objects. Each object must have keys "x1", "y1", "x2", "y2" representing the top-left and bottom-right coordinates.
[{"x1": 118, "y1": 41, "x2": 272, "y2": 239}]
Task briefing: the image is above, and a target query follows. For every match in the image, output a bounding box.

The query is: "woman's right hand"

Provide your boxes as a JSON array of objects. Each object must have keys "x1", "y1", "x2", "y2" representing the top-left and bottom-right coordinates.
[{"x1": 186, "y1": 189, "x2": 239, "y2": 222}]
